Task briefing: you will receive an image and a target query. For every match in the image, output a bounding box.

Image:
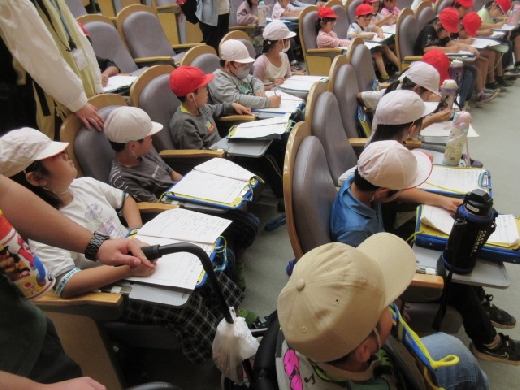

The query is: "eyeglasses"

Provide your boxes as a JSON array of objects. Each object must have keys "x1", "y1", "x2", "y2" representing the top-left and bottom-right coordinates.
[{"x1": 360, "y1": 14, "x2": 373, "y2": 19}]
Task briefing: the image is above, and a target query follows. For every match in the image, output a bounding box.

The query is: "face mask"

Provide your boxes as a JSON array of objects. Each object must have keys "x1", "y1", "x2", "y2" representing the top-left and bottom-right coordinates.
[
  {"x1": 231, "y1": 63, "x2": 250, "y2": 80},
  {"x1": 282, "y1": 41, "x2": 290, "y2": 53}
]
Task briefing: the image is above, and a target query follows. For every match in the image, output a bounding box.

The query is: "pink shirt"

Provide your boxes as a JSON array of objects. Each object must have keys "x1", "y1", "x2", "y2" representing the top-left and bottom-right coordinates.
[
  {"x1": 316, "y1": 30, "x2": 351, "y2": 48},
  {"x1": 236, "y1": 1, "x2": 257, "y2": 26},
  {"x1": 380, "y1": 7, "x2": 401, "y2": 16}
]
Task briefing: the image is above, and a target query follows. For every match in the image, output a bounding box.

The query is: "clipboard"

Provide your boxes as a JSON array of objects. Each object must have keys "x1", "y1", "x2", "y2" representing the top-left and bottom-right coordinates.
[
  {"x1": 418, "y1": 166, "x2": 492, "y2": 197},
  {"x1": 414, "y1": 205, "x2": 520, "y2": 264}
]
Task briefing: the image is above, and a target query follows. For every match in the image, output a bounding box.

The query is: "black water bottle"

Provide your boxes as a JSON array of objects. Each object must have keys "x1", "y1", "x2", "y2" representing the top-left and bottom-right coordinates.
[{"x1": 441, "y1": 189, "x2": 497, "y2": 274}]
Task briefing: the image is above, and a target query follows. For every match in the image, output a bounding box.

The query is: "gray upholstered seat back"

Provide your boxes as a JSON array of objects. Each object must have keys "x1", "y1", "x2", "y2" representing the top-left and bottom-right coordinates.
[
  {"x1": 435, "y1": 0, "x2": 451, "y2": 15},
  {"x1": 350, "y1": 44, "x2": 377, "y2": 92},
  {"x1": 416, "y1": 7, "x2": 436, "y2": 32},
  {"x1": 191, "y1": 53, "x2": 221, "y2": 74},
  {"x1": 311, "y1": 92, "x2": 358, "y2": 186},
  {"x1": 229, "y1": 0, "x2": 244, "y2": 26},
  {"x1": 123, "y1": 12, "x2": 175, "y2": 58},
  {"x1": 302, "y1": 9, "x2": 319, "y2": 51},
  {"x1": 398, "y1": 14, "x2": 419, "y2": 58},
  {"x1": 333, "y1": 64, "x2": 360, "y2": 139},
  {"x1": 74, "y1": 106, "x2": 119, "y2": 183},
  {"x1": 65, "y1": 0, "x2": 87, "y2": 17},
  {"x1": 138, "y1": 74, "x2": 180, "y2": 151},
  {"x1": 346, "y1": 0, "x2": 363, "y2": 25},
  {"x1": 84, "y1": 21, "x2": 138, "y2": 73},
  {"x1": 397, "y1": 0, "x2": 413, "y2": 9},
  {"x1": 293, "y1": 136, "x2": 337, "y2": 254},
  {"x1": 332, "y1": 4, "x2": 349, "y2": 39}
]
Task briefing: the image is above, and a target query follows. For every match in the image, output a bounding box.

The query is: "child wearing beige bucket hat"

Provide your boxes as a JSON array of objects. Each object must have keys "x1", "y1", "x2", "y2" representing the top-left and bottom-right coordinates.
[{"x1": 276, "y1": 235, "x2": 489, "y2": 389}]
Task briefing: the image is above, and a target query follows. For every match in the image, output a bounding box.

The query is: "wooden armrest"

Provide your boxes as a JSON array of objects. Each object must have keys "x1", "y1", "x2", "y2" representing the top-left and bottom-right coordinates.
[
  {"x1": 307, "y1": 48, "x2": 343, "y2": 54},
  {"x1": 156, "y1": 4, "x2": 180, "y2": 13},
  {"x1": 134, "y1": 57, "x2": 174, "y2": 67},
  {"x1": 403, "y1": 139, "x2": 423, "y2": 148},
  {"x1": 349, "y1": 138, "x2": 368, "y2": 148},
  {"x1": 137, "y1": 202, "x2": 178, "y2": 213},
  {"x1": 403, "y1": 56, "x2": 423, "y2": 62},
  {"x1": 379, "y1": 81, "x2": 391, "y2": 89},
  {"x1": 159, "y1": 149, "x2": 225, "y2": 158},
  {"x1": 410, "y1": 274, "x2": 444, "y2": 289},
  {"x1": 172, "y1": 43, "x2": 206, "y2": 50},
  {"x1": 229, "y1": 25, "x2": 257, "y2": 31},
  {"x1": 36, "y1": 291, "x2": 123, "y2": 321},
  {"x1": 216, "y1": 115, "x2": 256, "y2": 122}
]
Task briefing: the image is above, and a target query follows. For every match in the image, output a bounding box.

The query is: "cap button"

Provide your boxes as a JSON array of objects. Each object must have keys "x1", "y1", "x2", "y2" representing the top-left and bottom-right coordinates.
[{"x1": 296, "y1": 279, "x2": 305, "y2": 291}]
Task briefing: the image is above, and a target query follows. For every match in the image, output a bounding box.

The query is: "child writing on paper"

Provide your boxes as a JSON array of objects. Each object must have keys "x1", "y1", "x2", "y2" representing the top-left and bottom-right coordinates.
[
  {"x1": 316, "y1": 7, "x2": 352, "y2": 49},
  {"x1": 169, "y1": 66, "x2": 285, "y2": 211},
  {"x1": 4, "y1": 128, "x2": 249, "y2": 364},
  {"x1": 106, "y1": 105, "x2": 260, "y2": 290},
  {"x1": 253, "y1": 21, "x2": 293, "y2": 88},
  {"x1": 209, "y1": 40, "x2": 281, "y2": 109},
  {"x1": 272, "y1": 0, "x2": 301, "y2": 19},
  {"x1": 348, "y1": 4, "x2": 400, "y2": 81},
  {"x1": 367, "y1": 0, "x2": 397, "y2": 27}
]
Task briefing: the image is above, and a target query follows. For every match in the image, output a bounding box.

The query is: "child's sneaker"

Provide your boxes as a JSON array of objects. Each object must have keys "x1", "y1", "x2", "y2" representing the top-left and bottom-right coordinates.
[
  {"x1": 497, "y1": 76, "x2": 514, "y2": 87},
  {"x1": 475, "y1": 90, "x2": 498, "y2": 107},
  {"x1": 485, "y1": 81, "x2": 506, "y2": 92},
  {"x1": 471, "y1": 334, "x2": 520, "y2": 365},
  {"x1": 482, "y1": 294, "x2": 516, "y2": 329}
]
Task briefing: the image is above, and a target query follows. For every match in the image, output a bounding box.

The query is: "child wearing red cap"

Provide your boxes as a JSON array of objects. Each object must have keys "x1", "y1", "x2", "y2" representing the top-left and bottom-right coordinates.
[
  {"x1": 478, "y1": 0, "x2": 520, "y2": 73},
  {"x1": 415, "y1": 8, "x2": 497, "y2": 105},
  {"x1": 348, "y1": 3, "x2": 400, "y2": 81},
  {"x1": 315, "y1": 7, "x2": 352, "y2": 49}
]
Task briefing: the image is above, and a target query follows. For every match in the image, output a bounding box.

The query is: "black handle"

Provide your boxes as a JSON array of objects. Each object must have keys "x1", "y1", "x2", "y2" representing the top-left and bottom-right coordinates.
[{"x1": 142, "y1": 243, "x2": 233, "y2": 324}]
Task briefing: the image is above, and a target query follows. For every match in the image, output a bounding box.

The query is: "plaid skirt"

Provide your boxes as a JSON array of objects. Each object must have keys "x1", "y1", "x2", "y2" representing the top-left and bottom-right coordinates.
[{"x1": 121, "y1": 272, "x2": 245, "y2": 364}]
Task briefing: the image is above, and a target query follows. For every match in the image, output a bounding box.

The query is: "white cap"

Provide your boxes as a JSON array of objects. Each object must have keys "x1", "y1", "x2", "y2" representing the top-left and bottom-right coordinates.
[
  {"x1": 263, "y1": 20, "x2": 296, "y2": 40},
  {"x1": 220, "y1": 39, "x2": 255, "y2": 63},
  {"x1": 358, "y1": 140, "x2": 433, "y2": 190},
  {"x1": 104, "y1": 107, "x2": 162, "y2": 144},
  {"x1": 0, "y1": 128, "x2": 69, "y2": 177},
  {"x1": 375, "y1": 90, "x2": 435, "y2": 126},
  {"x1": 400, "y1": 61, "x2": 441, "y2": 95},
  {"x1": 278, "y1": 234, "x2": 416, "y2": 363}
]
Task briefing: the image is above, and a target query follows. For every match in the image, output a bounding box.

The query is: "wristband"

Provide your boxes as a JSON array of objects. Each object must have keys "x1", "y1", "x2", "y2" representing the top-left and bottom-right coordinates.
[{"x1": 85, "y1": 231, "x2": 110, "y2": 261}]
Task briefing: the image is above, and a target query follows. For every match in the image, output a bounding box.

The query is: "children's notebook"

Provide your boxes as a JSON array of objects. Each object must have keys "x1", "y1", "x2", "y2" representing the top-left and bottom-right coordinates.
[
  {"x1": 418, "y1": 166, "x2": 491, "y2": 197},
  {"x1": 227, "y1": 114, "x2": 292, "y2": 140},
  {"x1": 162, "y1": 159, "x2": 259, "y2": 209}
]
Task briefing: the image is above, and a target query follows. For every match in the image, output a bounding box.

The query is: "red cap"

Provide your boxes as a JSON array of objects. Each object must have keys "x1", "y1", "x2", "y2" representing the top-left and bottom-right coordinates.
[
  {"x1": 454, "y1": 0, "x2": 474, "y2": 7},
  {"x1": 318, "y1": 7, "x2": 339, "y2": 18},
  {"x1": 169, "y1": 66, "x2": 215, "y2": 97},
  {"x1": 422, "y1": 49, "x2": 451, "y2": 84},
  {"x1": 496, "y1": 0, "x2": 511, "y2": 13},
  {"x1": 439, "y1": 8, "x2": 460, "y2": 34},
  {"x1": 355, "y1": 4, "x2": 373, "y2": 17},
  {"x1": 462, "y1": 12, "x2": 482, "y2": 37}
]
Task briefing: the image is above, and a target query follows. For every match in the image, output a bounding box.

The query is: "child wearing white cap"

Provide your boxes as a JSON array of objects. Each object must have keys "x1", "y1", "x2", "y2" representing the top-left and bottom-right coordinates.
[
  {"x1": 277, "y1": 237, "x2": 489, "y2": 389},
  {"x1": 1, "y1": 128, "x2": 249, "y2": 364},
  {"x1": 253, "y1": 21, "x2": 295, "y2": 88},
  {"x1": 208, "y1": 39, "x2": 282, "y2": 109}
]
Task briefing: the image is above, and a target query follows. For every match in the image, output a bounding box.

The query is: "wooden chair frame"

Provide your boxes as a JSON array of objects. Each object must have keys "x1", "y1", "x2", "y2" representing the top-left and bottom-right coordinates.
[
  {"x1": 178, "y1": 45, "x2": 217, "y2": 67},
  {"x1": 116, "y1": 4, "x2": 204, "y2": 67},
  {"x1": 299, "y1": 5, "x2": 344, "y2": 76}
]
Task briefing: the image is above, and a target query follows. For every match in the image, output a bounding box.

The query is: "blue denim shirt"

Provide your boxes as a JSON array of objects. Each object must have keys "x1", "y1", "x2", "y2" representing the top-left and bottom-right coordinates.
[{"x1": 330, "y1": 175, "x2": 384, "y2": 247}]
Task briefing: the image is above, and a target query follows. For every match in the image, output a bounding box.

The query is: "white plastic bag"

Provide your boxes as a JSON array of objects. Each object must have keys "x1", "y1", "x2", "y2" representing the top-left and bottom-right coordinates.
[{"x1": 212, "y1": 307, "x2": 260, "y2": 384}]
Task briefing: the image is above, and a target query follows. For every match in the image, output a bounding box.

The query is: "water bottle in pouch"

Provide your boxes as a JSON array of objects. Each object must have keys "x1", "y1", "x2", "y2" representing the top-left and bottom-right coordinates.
[
  {"x1": 443, "y1": 112, "x2": 471, "y2": 166},
  {"x1": 258, "y1": 1, "x2": 267, "y2": 26}
]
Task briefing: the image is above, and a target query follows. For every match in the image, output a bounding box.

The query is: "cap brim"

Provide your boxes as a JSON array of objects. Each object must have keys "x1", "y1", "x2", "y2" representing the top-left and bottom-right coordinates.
[
  {"x1": 195, "y1": 73, "x2": 215, "y2": 91},
  {"x1": 150, "y1": 121, "x2": 163, "y2": 136},
  {"x1": 404, "y1": 150, "x2": 433, "y2": 189},
  {"x1": 357, "y1": 233, "x2": 417, "y2": 307},
  {"x1": 33, "y1": 141, "x2": 69, "y2": 160},
  {"x1": 235, "y1": 56, "x2": 255, "y2": 64}
]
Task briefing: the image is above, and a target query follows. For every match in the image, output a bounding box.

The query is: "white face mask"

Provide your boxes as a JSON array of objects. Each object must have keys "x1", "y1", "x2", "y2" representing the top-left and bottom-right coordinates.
[
  {"x1": 282, "y1": 41, "x2": 290, "y2": 53},
  {"x1": 231, "y1": 63, "x2": 250, "y2": 80}
]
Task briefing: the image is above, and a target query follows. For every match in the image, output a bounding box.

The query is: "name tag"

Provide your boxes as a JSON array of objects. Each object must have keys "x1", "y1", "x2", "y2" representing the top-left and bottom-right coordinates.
[{"x1": 71, "y1": 48, "x2": 87, "y2": 71}]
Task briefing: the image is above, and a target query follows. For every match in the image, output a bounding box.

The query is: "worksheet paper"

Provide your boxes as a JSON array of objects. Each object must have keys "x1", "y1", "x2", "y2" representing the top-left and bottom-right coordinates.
[
  {"x1": 420, "y1": 122, "x2": 479, "y2": 138},
  {"x1": 420, "y1": 205, "x2": 520, "y2": 246},
  {"x1": 252, "y1": 91, "x2": 303, "y2": 115},
  {"x1": 138, "y1": 208, "x2": 231, "y2": 244},
  {"x1": 381, "y1": 25, "x2": 396, "y2": 34},
  {"x1": 194, "y1": 158, "x2": 256, "y2": 182},
  {"x1": 229, "y1": 115, "x2": 291, "y2": 140},
  {"x1": 282, "y1": 75, "x2": 328, "y2": 92},
  {"x1": 126, "y1": 235, "x2": 205, "y2": 289},
  {"x1": 102, "y1": 75, "x2": 137, "y2": 93},
  {"x1": 418, "y1": 167, "x2": 489, "y2": 195}
]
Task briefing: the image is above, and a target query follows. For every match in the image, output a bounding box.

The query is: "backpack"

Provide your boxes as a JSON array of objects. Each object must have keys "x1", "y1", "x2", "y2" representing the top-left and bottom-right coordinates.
[{"x1": 178, "y1": 0, "x2": 199, "y2": 24}]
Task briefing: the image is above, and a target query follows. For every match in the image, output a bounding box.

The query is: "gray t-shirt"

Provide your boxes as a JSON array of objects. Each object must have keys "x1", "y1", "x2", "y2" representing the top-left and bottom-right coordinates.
[
  {"x1": 208, "y1": 69, "x2": 269, "y2": 109},
  {"x1": 109, "y1": 148, "x2": 174, "y2": 203},
  {"x1": 169, "y1": 103, "x2": 235, "y2": 150}
]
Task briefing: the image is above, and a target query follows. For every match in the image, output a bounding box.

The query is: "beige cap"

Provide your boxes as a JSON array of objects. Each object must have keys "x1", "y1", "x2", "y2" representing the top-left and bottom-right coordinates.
[
  {"x1": 400, "y1": 61, "x2": 441, "y2": 95},
  {"x1": 375, "y1": 90, "x2": 435, "y2": 126},
  {"x1": 277, "y1": 234, "x2": 416, "y2": 363},
  {"x1": 0, "y1": 128, "x2": 69, "y2": 177},
  {"x1": 104, "y1": 107, "x2": 162, "y2": 144},
  {"x1": 263, "y1": 20, "x2": 296, "y2": 40},
  {"x1": 220, "y1": 39, "x2": 255, "y2": 63},
  {"x1": 358, "y1": 140, "x2": 432, "y2": 190}
]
